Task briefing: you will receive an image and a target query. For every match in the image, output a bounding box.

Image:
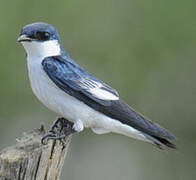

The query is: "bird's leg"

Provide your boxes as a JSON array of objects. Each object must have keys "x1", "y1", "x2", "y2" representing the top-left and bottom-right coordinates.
[{"x1": 41, "y1": 117, "x2": 76, "y2": 147}]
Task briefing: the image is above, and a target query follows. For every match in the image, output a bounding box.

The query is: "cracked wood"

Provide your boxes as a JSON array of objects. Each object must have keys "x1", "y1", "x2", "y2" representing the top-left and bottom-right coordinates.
[{"x1": 0, "y1": 126, "x2": 72, "y2": 180}]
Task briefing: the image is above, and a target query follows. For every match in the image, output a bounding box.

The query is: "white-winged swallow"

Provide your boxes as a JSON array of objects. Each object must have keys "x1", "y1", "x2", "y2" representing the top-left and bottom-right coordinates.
[{"x1": 18, "y1": 22, "x2": 176, "y2": 149}]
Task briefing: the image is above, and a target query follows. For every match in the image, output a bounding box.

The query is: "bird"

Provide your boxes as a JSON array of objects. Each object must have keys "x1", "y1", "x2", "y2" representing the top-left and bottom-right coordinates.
[{"x1": 18, "y1": 22, "x2": 176, "y2": 149}]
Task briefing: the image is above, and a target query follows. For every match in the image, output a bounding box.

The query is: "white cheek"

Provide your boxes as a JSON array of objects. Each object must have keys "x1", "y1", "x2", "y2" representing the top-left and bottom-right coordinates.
[{"x1": 22, "y1": 40, "x2": 61, "y2": 58}]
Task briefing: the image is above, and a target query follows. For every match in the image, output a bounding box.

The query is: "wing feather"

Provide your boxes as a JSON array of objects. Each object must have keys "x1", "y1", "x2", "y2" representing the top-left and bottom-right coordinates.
[
  {"x1": 42, "y1": 56, "x2": 175, "y2": 145},
  {"x1": 42, "y1": 56, "x2": 119, "y2": 106}
]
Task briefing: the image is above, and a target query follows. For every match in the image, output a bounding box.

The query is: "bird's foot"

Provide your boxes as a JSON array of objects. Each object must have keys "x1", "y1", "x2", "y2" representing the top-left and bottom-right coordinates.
[{"x1": 41, "y1": 117, "x2": 76, "y2": 147}]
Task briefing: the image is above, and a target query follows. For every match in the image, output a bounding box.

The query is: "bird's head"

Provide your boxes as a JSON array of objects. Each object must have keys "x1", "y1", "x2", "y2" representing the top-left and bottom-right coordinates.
[{"x1": 18, "y1": 22, "x2": 62, "y2": 58}]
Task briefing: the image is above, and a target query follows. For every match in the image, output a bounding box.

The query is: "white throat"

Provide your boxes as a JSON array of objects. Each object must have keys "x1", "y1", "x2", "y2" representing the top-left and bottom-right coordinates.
[{"x1": 21, "y1": 40, "x2": 61, "y2": 59}]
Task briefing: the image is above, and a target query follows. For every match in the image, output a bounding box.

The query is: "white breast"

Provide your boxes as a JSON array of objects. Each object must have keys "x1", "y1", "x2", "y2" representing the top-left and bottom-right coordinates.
[
  {"x1": 23, "y1": 40, "x2": 148, "y2": 142},
  {"x1": 27, "y1": 56, "x2": 92, "y2": 125},
  {"x1": 27, "y1": 56, "x2": 111, "y2": 127},
  {"x1": 27, "y1": 56, "x2": 148, "y2": 142}
]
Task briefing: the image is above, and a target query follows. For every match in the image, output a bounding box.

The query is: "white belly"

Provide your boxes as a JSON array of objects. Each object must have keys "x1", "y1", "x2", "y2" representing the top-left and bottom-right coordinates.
[
  {"x1": 28, "y1": 57, "x2": 95, "y2": 126},
  {"x1": 27, "y1": 56, "x2": 148, "y2": 142}
]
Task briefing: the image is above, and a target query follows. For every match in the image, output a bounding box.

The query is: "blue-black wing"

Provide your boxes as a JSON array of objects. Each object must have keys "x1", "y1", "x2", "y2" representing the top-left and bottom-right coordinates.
[
  {"x1": 42, "y1": 56, "x2": 119, "y2": 106},
  {"x1": 42, "y1": 56, "x2": 176, "y2": 148}
]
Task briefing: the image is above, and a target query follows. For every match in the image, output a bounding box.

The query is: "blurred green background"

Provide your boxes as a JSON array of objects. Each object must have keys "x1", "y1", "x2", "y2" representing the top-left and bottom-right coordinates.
[{"x1": 0, "y1": 0, "x2": 195, "y2": 179}]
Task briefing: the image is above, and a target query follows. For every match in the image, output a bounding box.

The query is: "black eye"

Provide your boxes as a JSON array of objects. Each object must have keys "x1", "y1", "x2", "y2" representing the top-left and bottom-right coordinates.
[{"x1": 34, "y1": 31, "x2": 50, "y2": 41}]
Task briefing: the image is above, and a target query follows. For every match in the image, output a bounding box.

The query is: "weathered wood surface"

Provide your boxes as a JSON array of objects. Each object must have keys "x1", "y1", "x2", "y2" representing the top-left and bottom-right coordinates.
[{"x1": 0, "y1": 126, "x2": 71, "y2": 180}]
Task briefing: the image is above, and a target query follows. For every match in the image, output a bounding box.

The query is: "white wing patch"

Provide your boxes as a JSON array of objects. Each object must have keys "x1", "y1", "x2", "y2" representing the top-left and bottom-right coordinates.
[
  {"x1": 79, "y1": 78, "x2": 119, "y2": 101},
  {"x1": 88, "y1": 87, "x2": 119, "y2": 100}
]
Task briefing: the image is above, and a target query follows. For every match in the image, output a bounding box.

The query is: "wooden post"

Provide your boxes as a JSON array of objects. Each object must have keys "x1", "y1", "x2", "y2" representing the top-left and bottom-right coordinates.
[{"x1": 0, "y1": 125, "x2": 71, "y2": 180}]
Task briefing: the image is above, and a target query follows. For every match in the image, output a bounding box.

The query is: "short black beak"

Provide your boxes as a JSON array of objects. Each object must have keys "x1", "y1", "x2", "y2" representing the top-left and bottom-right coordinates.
[{"x1": 17, "y1": 34, "x2": 32, "y2": 42}]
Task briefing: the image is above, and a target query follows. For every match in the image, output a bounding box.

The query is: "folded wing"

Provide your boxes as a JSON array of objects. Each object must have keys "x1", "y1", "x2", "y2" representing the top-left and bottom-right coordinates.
[{"x1": 42, "y1": 56, "x2": 176, "y2": 148}]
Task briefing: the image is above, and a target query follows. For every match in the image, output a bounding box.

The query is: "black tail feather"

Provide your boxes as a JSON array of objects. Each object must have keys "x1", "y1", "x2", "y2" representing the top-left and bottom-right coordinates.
[
  {"x1": 143, "y1": 133, "x2": 176, "y2": 149},
  {"x1": 152, "y1": 136, "x2": 176, "y2": 149}
]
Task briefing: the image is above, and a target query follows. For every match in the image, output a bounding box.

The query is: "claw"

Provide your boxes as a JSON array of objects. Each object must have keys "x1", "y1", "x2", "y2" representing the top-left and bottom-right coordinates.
[
  {"x1": 41, "y1": 132, "x2": 57, "y2": 145},
  {"x1": 41, "y1": 117, "x2": 76, "y2": 146}
]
